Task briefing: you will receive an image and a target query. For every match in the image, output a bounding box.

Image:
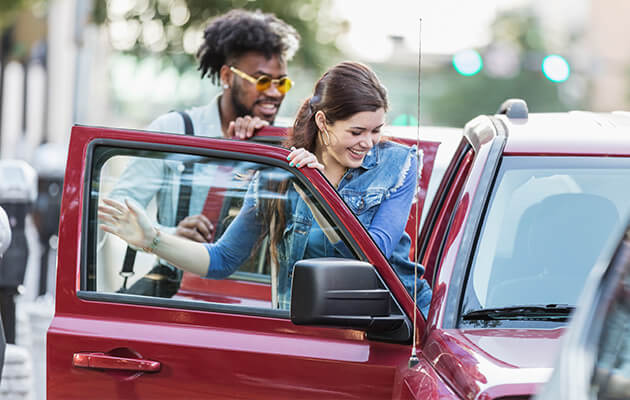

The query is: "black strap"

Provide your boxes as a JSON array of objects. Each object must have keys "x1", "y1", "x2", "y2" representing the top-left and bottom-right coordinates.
[
  {"x1": 178, "y1": 110, "x2": 194, "y2": 137},
  {"x1": 175, "y1": 111, "x2": 194, "y2": 224},
  {"x1": 119, "y1": 111, "x2": 194, "y2": 289},
  {"x1": 120, "y1": 246, "x2": 137, "y2": 275}
]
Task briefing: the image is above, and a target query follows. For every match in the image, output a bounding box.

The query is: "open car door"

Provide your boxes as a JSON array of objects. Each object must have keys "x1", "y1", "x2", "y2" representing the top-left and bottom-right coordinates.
[{"x1": 47, "y1": 125, "x2": 443, "y2": 399}]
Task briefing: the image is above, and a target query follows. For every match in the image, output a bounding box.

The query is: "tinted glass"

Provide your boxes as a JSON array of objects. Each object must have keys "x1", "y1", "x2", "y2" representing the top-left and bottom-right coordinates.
[
  {"x1": 592, "y1": 233, "x2": 630, "y2": 399},
  {"x1": 87, "y1": 146, "x2": 357, "y2": 311}
]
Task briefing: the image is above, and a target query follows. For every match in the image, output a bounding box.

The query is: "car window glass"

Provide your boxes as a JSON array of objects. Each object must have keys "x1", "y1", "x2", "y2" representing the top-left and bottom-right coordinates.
[
  {"x1": 464, "y1": 156, "x2": 630, "y2": 313},
  {"x1": 592, "y1": 260, "x2": 630, "y2": 399},
  {"x1": 87, "y1": 146, "x2": 359, "y2": 311}
]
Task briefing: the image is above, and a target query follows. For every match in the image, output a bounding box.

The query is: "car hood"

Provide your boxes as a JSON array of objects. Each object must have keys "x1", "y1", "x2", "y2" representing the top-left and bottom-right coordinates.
[{"x1": 423, "y1": 328, "x2": 565, "y2": 400}]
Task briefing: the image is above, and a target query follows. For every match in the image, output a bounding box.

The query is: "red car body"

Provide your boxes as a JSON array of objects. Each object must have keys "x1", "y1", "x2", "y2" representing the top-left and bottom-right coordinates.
[{"x1": 47, "y1": 104, "x2": 630, "y2": 399}]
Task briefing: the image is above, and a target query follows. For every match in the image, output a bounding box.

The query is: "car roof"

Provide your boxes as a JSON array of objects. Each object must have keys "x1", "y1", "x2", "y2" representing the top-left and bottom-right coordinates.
[{"x1": 501, "y1": 111, "x2": 630, "y2": 156}]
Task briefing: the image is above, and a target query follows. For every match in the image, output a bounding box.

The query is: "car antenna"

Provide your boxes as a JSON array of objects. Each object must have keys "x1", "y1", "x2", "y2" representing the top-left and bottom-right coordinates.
[{"x1": 408, "y1": 17, "x2": 423, "y2": 369}]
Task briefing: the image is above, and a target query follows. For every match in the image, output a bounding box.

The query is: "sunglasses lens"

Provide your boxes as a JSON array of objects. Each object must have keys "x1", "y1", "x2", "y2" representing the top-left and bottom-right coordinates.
[
  {"x1": 278, "y1": 78, "x2": 292, "y2": 94},
  {"x1": 253, "y1": 75, "x2": 293, "y2": 93},
  {"x1": 255, "y1": 76, "x2": 272, "y2": 91}
]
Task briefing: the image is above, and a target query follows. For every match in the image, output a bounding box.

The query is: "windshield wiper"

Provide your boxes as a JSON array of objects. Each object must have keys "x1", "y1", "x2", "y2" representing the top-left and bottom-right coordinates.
[{"x1": 462, "y1": 304, "x2": 575, "y2": 321}]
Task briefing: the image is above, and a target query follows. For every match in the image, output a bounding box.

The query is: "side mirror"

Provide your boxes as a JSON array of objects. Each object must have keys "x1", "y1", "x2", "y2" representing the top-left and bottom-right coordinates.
[
  {"x1": 290, "y1": 258, "x2": 409, "y2": 339},
  {"x1": 0, "y1": 206, "x2": 11, "y2": 257}
]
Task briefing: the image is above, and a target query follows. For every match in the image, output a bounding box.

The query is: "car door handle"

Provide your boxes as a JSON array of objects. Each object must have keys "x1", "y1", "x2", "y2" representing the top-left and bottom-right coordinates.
[{"x1": 73, "y1": 352, "x2": 161, "y2": 372}]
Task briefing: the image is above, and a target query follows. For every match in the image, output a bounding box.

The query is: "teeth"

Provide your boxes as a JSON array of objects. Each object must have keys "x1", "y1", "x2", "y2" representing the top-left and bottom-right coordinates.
[{"x1": 350, "y1": 149, "x2": 366, "y2": 155}]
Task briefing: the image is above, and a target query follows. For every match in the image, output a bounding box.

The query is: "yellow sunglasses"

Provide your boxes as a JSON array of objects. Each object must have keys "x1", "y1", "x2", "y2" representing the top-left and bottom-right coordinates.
[{"x1": 229, "y1": 66, "x2": 293, "y2": 94}]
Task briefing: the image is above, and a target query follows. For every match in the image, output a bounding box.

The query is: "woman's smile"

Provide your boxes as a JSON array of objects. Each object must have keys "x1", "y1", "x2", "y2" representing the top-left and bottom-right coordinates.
[
  {"x1": 347, "y1": 147, "x2": 368, "y2": 161},
  {"x1": 319, "y1": 108, "x2": 385, "y2": 172}
]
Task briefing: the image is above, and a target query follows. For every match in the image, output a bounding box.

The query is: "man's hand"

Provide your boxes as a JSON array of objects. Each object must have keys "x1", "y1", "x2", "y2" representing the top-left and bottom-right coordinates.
[
  {"x1": 175, "y1": 214, "x2": 214, "y2": 243},
  {"x1": 228, "y1": 116, "x2": 269, "y2": 139}
]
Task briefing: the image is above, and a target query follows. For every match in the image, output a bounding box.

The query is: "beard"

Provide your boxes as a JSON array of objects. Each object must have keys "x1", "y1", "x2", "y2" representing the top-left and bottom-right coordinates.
[{"x1": 231, "y1": 80, "x2": 277, "y2": 124}]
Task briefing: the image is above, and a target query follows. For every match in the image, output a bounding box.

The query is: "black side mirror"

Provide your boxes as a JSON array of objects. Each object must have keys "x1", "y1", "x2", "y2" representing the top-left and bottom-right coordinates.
[{"x1": 290, "y1": 258, "x2": 409, "y2": 337}]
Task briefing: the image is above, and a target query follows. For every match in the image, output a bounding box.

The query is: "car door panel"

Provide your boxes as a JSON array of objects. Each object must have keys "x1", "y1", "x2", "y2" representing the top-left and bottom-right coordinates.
[
  {"x1": 49, "y1": 303, "x2": 411, "y2": 399},
  {"x1": 48, "y1": 126, "x2": 443, "y2": 399}
]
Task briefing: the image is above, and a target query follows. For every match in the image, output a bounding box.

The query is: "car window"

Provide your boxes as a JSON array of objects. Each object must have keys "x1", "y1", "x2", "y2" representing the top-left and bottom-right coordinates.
[
  {"x1": 591, "y1": 248, "x2": 630, "y2": 399},
  {"x1": 463, "y1": 156, "x2": 630, "y2": 316},
  {"x1": 86, "y1": 145, "x2": 359, "y2": 311}
]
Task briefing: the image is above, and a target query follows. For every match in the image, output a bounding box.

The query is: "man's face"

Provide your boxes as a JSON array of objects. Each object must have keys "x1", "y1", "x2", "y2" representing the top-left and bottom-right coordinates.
[{"x1": 229, "y1": 52, "x2": 288, "y2": 124}]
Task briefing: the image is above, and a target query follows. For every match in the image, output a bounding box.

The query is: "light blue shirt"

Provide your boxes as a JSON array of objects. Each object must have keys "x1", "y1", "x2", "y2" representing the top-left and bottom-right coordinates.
[{"x1": 109, "y1": 95, "x2": 224, "y2": 234}]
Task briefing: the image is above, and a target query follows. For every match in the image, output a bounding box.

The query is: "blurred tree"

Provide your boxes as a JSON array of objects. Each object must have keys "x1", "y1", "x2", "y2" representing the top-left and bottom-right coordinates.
[
  {"x1": 0, "y1": 0, "x2": 33, "y2": 31},
  {"x1": 0, "y1": 0, "x2": 42, "y2": 150},
  {"x1": 91, "y1": 0, "x2": 345, "y2": 74},
  {"x1": 427, "y1": 9, "x2": 582, "y2": 127}
]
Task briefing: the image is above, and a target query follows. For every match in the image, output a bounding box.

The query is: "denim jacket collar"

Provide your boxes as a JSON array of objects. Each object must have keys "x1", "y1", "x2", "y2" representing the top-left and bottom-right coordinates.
[{"x1": 359, "y1": 144, "x2": 380, "y2": 170}]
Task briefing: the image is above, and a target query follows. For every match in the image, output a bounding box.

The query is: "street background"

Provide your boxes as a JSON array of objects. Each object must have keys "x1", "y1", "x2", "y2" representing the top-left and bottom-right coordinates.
[{"x1": 0, "y1": 0, "x2": 629, "y2": 398}]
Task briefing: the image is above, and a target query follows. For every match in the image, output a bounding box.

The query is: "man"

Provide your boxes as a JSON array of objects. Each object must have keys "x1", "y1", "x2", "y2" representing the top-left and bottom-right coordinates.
[
  {"x1": 108, "y1": 9, "x2": 300, "y2": 296},
  {"x1": 149, "y1": 9, "x2": 299, "y2": 140}
]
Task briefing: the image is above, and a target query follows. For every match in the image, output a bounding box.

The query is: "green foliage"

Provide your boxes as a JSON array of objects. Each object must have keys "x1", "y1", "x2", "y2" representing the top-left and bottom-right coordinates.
[
  {"x1": 427, "y1": 8, "x2": 581, "y2": 127},
  {"x1": 490, "y1": 9, "x2": 545, "y2": 52},
  {"x1": 91, "y1": 0, "x2": 343, "y2": 74},
  {"x1": 0, "y1": 0, "x2": 32, "y2": 30},
  {"x1": 428, "y1": 69, "x2": 569, "y2": 127}
]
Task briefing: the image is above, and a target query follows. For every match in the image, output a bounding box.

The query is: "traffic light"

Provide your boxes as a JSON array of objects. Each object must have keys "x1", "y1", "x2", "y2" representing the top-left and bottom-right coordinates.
[
  {"x1": 452, "y1": 49, "x2": 483, "y2": 76},
  {"x1": 542, "y1": 54, "x2": 570, "y2": 82},
  {"x1": 392, "y1": 114, "x2": 418, "y2": 127}
]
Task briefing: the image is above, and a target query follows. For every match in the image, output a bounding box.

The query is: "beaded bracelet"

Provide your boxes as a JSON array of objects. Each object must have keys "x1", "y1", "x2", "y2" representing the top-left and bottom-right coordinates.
[{"x1": 143, "y1": 229, "x2": 161, "y2": 253}]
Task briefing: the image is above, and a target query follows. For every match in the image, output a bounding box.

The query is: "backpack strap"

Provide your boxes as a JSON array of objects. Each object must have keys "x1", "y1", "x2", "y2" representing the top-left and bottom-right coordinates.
[
  {"x1": 119, "y1": 111, "x2": 194, "y2": 290},
  {"x1": 175, "y1": 111, "x2": 194, "y2": 224}
]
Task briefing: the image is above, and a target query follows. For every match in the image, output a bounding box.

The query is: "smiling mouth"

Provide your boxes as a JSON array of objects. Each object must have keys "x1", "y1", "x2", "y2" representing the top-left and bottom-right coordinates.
[
  {"x1": 255, "y1": 101, "x2": 279, "y2": 115},
  {"x1": 348, "y1": 148, "x2": 367, "y2": 160}
]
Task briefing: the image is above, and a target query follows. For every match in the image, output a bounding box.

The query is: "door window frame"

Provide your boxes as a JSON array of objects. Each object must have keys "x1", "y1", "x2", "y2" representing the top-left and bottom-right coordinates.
[{"x1": 79, "y1": 137, "x2": 408, "y2": 320}]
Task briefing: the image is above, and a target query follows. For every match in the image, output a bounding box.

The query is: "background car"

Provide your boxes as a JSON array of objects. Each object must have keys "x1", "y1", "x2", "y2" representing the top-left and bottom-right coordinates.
[{"x1": 534, "y1": 221, "x2": 630, "y2": 400}]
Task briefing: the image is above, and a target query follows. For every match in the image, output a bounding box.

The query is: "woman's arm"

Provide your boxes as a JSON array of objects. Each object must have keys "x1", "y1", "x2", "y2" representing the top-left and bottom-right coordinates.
[
  {"x1": 99, "y1": 198, "x2": 210, "y2": 276},
  {"x1": 367, "y1": 151, "x2": 418, "y2": 259},
  {"x1": 99, "y1": 172, "x2": 267, "y2": 278}
]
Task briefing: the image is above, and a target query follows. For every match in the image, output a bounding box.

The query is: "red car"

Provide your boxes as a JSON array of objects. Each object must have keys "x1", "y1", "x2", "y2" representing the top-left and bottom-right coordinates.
[{"x1": 47, "y1": 100, "x2": 630, "y2": 399}]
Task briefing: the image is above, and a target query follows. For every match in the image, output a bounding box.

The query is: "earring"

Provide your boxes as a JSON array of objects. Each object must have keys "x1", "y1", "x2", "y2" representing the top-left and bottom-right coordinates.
[{"x1": 320, "y1": 129, "x2": 331, "y2": 146}]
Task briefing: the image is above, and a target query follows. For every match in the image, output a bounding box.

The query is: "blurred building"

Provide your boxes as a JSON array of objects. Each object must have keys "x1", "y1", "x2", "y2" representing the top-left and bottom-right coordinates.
[
  {"x1": 1, "y1": 0, "x2": 630, "y2": 159},
  {"x1": 587, "y1": 0, "x2": 630, "y2": 111}
]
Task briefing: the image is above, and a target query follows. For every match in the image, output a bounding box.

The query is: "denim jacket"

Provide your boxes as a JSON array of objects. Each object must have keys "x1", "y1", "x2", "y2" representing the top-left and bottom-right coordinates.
[{"x1": 205, "y1": 141, "x2": 432, "y2": 316}]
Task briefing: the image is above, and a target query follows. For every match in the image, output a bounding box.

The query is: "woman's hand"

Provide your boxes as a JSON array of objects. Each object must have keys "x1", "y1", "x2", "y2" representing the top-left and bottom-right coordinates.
[
  {"x1": 98, "y1": 198, "x2": 156, "y2": 250},
  {"x1": 286, "y1": 147, "x2": 324, "y2": 171}
]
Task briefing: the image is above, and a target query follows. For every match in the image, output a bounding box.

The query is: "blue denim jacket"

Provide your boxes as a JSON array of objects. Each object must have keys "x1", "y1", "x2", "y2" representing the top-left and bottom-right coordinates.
[{"x1": 205, "y1": 141, "x2": 432, "y2": 316}]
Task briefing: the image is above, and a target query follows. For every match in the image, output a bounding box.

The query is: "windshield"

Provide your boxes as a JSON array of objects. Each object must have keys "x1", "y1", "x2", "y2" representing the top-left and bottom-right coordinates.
[{"x1": 461, "y1": 156, "x2": 630, "y2": 322}]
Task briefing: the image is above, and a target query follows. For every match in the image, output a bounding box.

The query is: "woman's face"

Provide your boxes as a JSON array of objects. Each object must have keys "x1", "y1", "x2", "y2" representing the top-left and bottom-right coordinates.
[{"x1": 318, "y1": 108, "x2": 385, "y2": 170}]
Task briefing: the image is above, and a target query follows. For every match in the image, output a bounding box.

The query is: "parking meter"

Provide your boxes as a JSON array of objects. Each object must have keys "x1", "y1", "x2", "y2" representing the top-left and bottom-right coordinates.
[
  {"x1": 0, "y1": 206, "x2": 10, "y2": 377},
  {"x1": 0, "y1": 160, "x2": 37, "y2": 343},
  {"x1": 31, "y1": 143, "x2": 66, "y2": 296},
  {"x1": 0, "y1": 206, "x2": 10, "y2": 257}
]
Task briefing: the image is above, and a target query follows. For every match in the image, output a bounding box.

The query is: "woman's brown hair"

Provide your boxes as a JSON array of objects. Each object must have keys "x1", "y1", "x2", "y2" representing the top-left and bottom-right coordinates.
[
  {"x1": 261, "y1": 62, "x2": 389, "y2": 297},
  {"x1": 286, "y1": 61, "x2": 388, "y2": 151}
]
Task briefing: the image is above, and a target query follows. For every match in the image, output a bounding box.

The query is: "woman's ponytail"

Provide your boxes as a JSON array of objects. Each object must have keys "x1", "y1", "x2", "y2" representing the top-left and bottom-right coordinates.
[{"x1": 286, "y1": 96, "x2": 320, "y2": 151}]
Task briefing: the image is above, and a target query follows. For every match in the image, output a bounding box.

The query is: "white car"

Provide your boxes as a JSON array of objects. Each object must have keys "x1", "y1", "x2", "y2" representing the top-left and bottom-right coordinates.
[{"x1": 535, "y1": 221, "x2": 630, "y2": 400}]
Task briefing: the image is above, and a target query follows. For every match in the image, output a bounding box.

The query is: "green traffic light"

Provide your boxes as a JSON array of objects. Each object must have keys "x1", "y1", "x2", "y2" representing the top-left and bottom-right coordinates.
[
  {"x1": 542, "y1": 55, "x2": 570, "y2": 82},
  {"x1": 452, "y1": 49, "x2": 483, "y2": 76}
]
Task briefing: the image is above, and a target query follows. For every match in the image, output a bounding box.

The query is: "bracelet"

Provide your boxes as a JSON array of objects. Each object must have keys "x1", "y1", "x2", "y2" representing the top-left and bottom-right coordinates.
[{"x1": 143, "y1": 229, "x2": 161, "y2": 253}]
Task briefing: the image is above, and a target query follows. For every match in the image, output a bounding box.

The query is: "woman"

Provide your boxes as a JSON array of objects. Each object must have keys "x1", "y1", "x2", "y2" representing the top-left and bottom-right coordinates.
[{"x1": 99, "y1": 61, "x2": 432, "y2": 316}]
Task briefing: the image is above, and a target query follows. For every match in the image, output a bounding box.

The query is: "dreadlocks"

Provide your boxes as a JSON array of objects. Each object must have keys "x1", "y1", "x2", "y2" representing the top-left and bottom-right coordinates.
[{"x1": 197, "y1": 9, "x2": 300, "y2": 84}]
